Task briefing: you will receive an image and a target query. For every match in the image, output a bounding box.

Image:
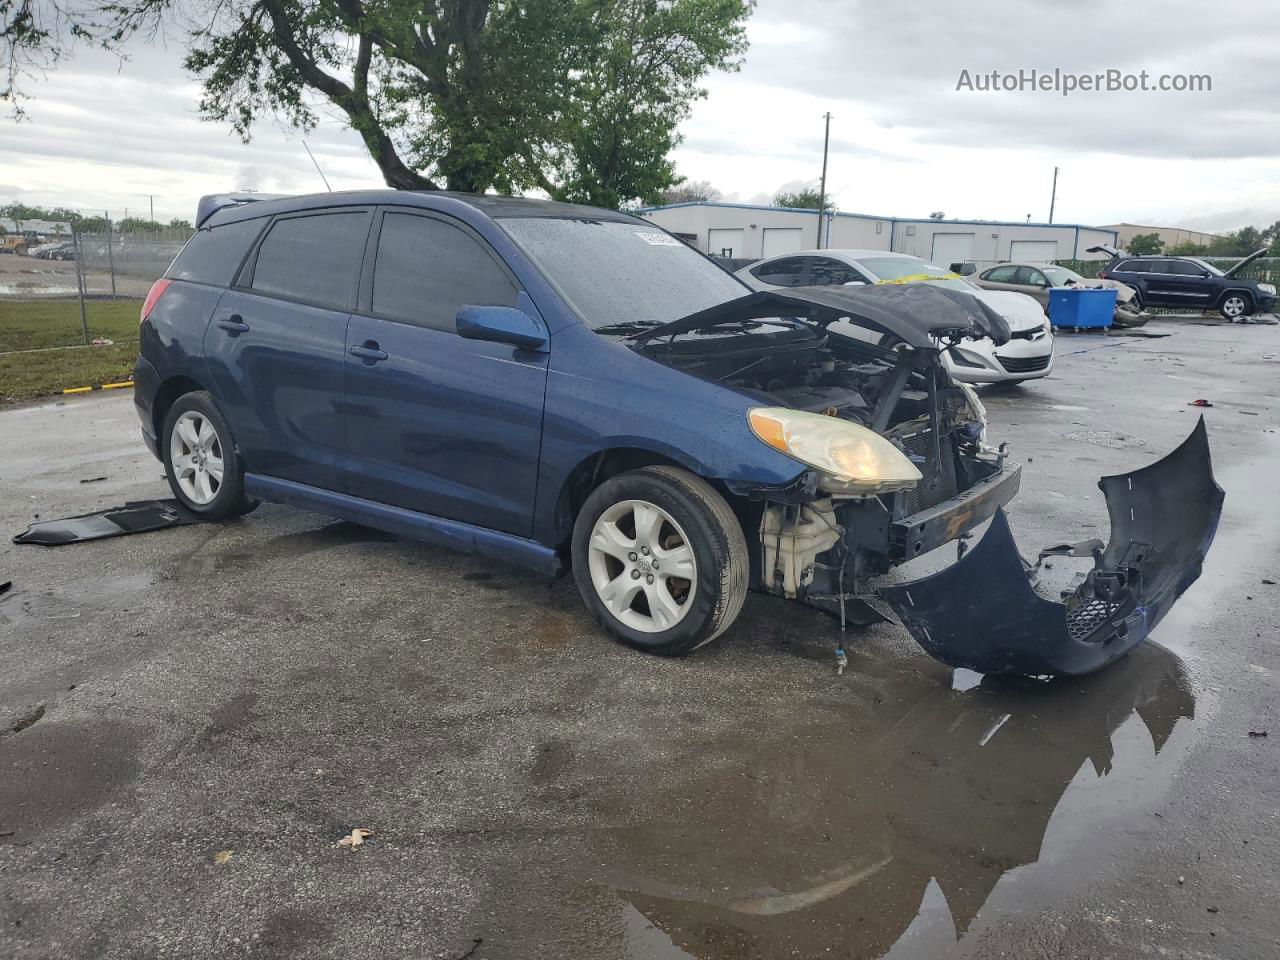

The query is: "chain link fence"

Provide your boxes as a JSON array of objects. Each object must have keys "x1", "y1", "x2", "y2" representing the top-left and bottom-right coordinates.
[{"x1": 0, "y1": 219, "x2": 193, "y2": 401}]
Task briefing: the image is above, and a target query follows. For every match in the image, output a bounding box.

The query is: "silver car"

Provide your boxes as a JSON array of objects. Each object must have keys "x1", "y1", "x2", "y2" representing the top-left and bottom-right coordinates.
[{"x1": 737, "y1": 250, "x2": 1055, "y2": 384}]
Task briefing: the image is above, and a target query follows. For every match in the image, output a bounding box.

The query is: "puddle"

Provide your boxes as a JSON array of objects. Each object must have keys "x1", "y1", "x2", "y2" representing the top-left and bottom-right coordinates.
[{"x1": 590, "y1": 642, "x2": 1194, "y2": 958}]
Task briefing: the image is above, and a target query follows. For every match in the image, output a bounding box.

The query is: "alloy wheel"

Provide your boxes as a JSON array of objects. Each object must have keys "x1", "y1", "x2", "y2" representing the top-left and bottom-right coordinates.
[
  {"x1": 1222, "y1": 295, "x2": 1248, "y2": 319},
  {"x1": 170, "y1": 410, "x2": 224, "y2": 505},
  {"x1": 587, "y1": 499, "x2": 697, "y2": 633}
]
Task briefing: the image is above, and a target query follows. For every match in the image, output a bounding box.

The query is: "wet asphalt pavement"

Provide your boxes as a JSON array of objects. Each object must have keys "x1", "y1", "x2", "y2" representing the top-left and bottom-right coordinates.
[{"x1": 2, "y1": 319, "x2": 1279, "y2": 960}]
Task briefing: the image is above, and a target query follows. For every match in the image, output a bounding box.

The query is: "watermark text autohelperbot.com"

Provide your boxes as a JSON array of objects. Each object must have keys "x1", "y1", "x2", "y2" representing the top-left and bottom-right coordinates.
[{"x1": 956, "y1": 68, "x2": 1211, "y2": 96}]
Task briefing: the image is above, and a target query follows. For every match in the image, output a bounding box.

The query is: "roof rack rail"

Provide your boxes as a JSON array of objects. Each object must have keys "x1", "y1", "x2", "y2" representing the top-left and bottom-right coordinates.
[{"x1": 195, "y1": 193, "x2": 289, "y2": 228}]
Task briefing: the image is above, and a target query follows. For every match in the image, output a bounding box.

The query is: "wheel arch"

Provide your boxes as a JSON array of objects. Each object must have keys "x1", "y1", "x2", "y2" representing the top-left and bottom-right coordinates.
[
  {"x1": 1218, "y1": 287, "x2": 1255, "y2": 308},
  {"x1": 152, "y1": 374, "x2": 208, "y2": 443},
  {"x1": 549, "y1": 446, "x2": 744, "y2": 559}
]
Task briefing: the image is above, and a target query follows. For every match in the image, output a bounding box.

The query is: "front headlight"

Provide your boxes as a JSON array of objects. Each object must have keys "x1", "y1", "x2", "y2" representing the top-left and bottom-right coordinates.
[
  {"x1": 748, "y1": 407, "x2": 922, "y2": 495},
  {"x1": 1257, "y1": 283, "x2": 1276, "y2": 295}
]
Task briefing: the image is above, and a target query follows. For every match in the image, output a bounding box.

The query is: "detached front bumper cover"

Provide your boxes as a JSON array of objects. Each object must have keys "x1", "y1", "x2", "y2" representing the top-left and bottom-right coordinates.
[{"x1": 880, "y1": 419, "x2": 1224, "y2": 676}]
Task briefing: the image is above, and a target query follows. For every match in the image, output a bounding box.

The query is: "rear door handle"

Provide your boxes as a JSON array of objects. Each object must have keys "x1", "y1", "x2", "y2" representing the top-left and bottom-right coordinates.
[
  {"x1": 217, "y1": 315, "x2": 250, "y2": 334},
  {"x1": 349, "y1": 342, "x2": 389, "y2": 363}
]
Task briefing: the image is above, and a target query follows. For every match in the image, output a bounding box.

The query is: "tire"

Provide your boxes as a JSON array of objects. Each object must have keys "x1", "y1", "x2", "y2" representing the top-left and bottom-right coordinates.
[
  {"x1": 161, "y1": 390, "x2": 255, "y2": 521},
  {"x1": 1220, "y1": 292, "x2": 1253, "y2": 321},
  {"x1": 571, "y1": 465, "x2": 749, "y2": 656}
]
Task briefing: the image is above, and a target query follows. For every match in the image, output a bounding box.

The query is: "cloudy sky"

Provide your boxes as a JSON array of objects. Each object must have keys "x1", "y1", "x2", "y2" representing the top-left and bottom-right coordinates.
[{"x1": 3, "y1": 0, "x2": 1278, "y2": 231}]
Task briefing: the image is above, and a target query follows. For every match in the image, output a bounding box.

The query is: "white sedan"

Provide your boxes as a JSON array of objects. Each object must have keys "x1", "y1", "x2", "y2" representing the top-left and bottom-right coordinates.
[{"x1": 735, "y1": 249, "x2": 1054, "y2": 384}]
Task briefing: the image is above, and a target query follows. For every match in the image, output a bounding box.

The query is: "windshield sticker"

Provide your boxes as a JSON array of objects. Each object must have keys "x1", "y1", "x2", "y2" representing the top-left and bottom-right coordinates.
[{"x1": 635, "y1": 231, "x2": 683, "y2": 247}]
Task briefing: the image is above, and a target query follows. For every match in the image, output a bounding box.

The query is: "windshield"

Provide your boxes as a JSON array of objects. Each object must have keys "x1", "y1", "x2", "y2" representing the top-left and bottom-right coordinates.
[
  {"x1": 855, "y1": 257, "x2": 978, "y2": 292},
  {"x1": 1042, "y1": 265, "x2": 1085, "y2": 285},
  {"x1": 498, "y1": 217, "x2": 749, "y2": 330}
]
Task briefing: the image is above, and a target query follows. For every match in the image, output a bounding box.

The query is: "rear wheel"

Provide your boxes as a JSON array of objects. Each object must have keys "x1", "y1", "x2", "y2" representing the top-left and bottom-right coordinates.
[
  {"x1": 1220, "y1": 292, "x2": 1253, "y2": 321},
  {"x1": 571, "y1": 466, "x2": 748, "y2": 655},
  {"x1": 162, "y1": 391, "x2": 255, "y2": 520}
]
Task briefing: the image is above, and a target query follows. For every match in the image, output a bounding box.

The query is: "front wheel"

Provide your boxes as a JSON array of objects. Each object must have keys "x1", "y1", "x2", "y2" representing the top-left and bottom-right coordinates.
[
  {"x1": 162, "y1": 391, "x2": 256, "y2": 521},
  {"x1": 571, "y1": 466, "x2": 749, "y2": 656},
  {"x1": 1220, "y1": 292, "x2": 1253, "y2": 321}
]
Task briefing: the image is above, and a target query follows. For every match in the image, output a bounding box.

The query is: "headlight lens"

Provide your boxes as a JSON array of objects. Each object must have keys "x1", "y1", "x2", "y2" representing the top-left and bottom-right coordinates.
[
  {"x1": 1258, "y1": 283, "x2": 1276, "y2": 295},
  {"x1": 748, "y1": 407, "x2": 922, "y2": 495}
]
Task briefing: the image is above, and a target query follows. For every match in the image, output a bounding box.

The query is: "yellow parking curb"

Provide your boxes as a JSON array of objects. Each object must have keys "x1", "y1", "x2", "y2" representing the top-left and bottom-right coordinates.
[{"x1": 62, "y1": 380, "x2": 134, "y2": 395}]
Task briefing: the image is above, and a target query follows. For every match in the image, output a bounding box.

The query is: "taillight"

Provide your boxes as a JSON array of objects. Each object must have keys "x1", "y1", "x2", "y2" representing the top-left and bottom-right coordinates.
[{"x1": 141, "y1": 278, "x2": 171, "y2": 323}]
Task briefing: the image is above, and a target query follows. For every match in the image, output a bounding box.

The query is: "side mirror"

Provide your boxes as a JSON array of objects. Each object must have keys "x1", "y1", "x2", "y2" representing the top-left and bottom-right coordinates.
[{"x1": 456, "y1": 305, "x2": 549, "y2": 353}]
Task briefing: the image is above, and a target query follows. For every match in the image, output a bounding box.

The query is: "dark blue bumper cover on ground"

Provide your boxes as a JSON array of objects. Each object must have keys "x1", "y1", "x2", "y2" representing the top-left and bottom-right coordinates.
[{"x1": 880, "y1": 418, "x2": 1224, "y2": 676}]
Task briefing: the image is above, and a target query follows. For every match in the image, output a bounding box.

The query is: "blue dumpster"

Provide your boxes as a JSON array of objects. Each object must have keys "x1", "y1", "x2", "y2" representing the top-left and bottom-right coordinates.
[{"x1": 1049, "y1": 288, "x2": 1117, "y2": 330}]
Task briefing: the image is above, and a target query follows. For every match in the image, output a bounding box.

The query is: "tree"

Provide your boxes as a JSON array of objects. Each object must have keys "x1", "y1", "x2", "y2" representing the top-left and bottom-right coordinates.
[
  {"x1": 8, "y1": 0, "x2": 751, "y2": 204},
  {"x1": 522, "y1": 0, "x2": 751, "y2": 207},
  {"x1": 1264, "y1": 220, "x2": 1280, "y2": 256},
  {"x1": 1127, "y1": 232, "x2": 1164, "y2": 256},
  {"x1": 773, "y1": 186, "x2": 833, "y2": 211},
  {"x1": 659, "y1": 178, "x2": 721, "y2": 205},
  {"x1": 1233, "y1": 225, "x2": 1264, "y2": 254}
]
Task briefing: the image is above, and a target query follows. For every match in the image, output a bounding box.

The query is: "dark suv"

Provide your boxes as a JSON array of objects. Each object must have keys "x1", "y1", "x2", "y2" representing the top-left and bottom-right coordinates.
[
  {"x1": 130, "y1": 190, "x2": 1221, "y2": 677},
  {"x1": 1096, "y1": 248, "x2": 1275, "y2": 320}
]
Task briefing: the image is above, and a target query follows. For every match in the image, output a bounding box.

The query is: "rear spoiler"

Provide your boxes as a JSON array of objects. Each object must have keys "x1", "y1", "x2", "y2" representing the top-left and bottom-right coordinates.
[{"x1": 195, "y1": 193, "x2": 289, "y2": 228}]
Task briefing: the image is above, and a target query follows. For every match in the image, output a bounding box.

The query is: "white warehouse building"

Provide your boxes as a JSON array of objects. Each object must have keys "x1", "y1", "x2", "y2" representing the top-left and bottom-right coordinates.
[{"x1": 637, "y1": 201, "x2": 1120, "y2": 267}]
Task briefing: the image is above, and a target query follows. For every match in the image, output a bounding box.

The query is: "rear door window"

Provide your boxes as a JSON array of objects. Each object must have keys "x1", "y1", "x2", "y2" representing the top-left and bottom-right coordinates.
[
  {"x1": 369, "y1": 212, "x2": 518, "y2": 331},
  {"x1": 807, "y1": 257, "x2": 865, "y2": 285},
  {"x1": 983, "y1": 265, "x2": 1019, "y2": 283},
  {"x1": 167, "y1": 217, "x2": 266, "y2": 286},
  {"x1": 751, "y1": 257, "x2": 810, "y2": 287},
  {"x1": 249, "y1": 210, "x2": 369, "y2": 310}
]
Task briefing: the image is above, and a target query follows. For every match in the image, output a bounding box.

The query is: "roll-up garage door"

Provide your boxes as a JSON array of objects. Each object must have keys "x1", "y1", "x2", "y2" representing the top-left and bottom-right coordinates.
[{"x1": 708, "y1": 229, "x2": 746, "y2": 258}]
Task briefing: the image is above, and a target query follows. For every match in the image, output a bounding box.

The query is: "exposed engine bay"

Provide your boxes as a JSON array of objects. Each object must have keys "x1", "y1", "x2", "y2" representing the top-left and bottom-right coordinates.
[{"x1": 638, "y1": 319, "x2": 1008, "y2": 597}]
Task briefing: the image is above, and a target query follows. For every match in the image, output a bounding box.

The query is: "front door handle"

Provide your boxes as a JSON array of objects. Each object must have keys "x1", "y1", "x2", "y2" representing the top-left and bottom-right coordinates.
[
  {"x1": 349, "y1": 341, "x2": 389, "y2": 363},
  {"x1": 217, "y1": 315, "x2": 250, "y2": 334}
]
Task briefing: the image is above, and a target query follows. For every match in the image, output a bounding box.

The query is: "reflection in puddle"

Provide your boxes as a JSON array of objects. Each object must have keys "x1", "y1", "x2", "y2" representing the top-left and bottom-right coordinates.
[{"x1": 594, "y1": 643, "x2": 1193, "y2": 959}]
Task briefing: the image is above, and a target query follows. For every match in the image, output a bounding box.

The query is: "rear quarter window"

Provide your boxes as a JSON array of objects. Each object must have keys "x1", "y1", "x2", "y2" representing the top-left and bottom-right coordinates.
[{"x1": 166, "y1": 217, "x2": 265, "y2": 286}]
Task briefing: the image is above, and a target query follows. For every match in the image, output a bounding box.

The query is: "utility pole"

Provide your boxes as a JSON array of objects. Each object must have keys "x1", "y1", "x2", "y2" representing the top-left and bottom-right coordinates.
[
  {"x1": 1048, "y1": 166, "x2": 1059, "y2": 224},
  {"x1": 816, "y1": 112, "x2": 832, "y2": 248},
  {"x1": 149, "y1": 195, "x2": 154, "y2": 222}
]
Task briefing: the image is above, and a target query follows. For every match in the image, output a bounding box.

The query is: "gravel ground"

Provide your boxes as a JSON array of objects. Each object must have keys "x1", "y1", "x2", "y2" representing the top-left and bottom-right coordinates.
[{"x1": 1, "y1": 319, "x2": 1278, "y2": 959}]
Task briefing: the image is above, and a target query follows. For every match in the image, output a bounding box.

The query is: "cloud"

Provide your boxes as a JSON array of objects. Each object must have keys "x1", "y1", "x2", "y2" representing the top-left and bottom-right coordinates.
[{"x1": 741, "y1": 0, "x2": 1280, "y2": 160}]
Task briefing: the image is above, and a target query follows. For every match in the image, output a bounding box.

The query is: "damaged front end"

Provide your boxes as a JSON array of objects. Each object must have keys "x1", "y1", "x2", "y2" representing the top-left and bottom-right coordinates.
[
  {"x1": 881, "y1": 419, "x2": 1224, "y2": 676},
  {"x1": 635, "y1": 283, "x2": 1222, "y2": 677}
]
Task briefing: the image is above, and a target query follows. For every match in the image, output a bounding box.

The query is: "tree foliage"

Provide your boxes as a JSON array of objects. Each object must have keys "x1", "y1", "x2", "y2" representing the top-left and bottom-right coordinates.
[
  {"x1": 659, "y1": 177, "x2": 721, "y2": 204},
  {"x1": 773, "y1": 186, "x2": 833, "y2": 212},
  {"x1": 11, "y1": 0, "x2": 750, "y2": 204},
  {"x1": 1126, "y1": 232, "x2": 1164, "y2": 256}
]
